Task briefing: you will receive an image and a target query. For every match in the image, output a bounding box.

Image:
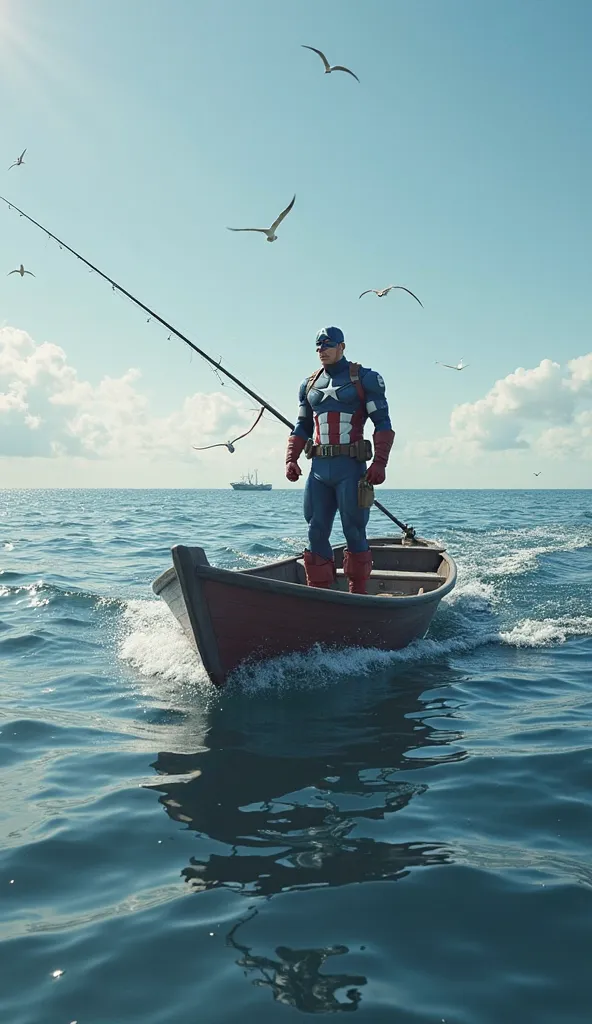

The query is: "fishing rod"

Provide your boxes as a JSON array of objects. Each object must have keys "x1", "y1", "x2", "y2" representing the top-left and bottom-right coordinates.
[
  {"x1": 0, "y1": 194, "x2": 292, "y2": 430},
  {"x1": 0, "y1": 194, "x2": 418, "y2": 540}
]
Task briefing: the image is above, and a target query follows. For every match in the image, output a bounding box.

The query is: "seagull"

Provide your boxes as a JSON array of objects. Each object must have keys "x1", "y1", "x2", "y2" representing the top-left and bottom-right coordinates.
[
  {"x1": 359, "y1": 285, "x2": 423, "y2": 306},
  {"x1": 8, "y1": 264, "x2": 35, "y2": 277},
  {"x1": 8, "y1": 149, "x2": 26, "y2": 170},
  {"x1": 227, "y1": 195, "x2": 296, "y2": 242},
  {"x1": 192, "y1": 407, "x2": 265, "y2": 453},
  {"x1": 301, "y1": 45, "x2": 360, "y2": 83},
  {"x1": 533, "y1": 472, "x2": 542, "y2": 477},
  {"x1": 436, "y1": 359, "x2": 469, "y2": 371}
]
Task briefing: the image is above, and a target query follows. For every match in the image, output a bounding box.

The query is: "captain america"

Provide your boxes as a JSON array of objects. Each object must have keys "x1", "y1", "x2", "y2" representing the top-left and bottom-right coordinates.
[{"x1": 285, "y1": 326, "x2": 395, "y2": 594}]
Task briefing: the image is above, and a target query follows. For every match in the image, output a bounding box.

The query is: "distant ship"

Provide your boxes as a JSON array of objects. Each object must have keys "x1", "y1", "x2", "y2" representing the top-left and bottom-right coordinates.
[{"x1": 230, "y1": 470, "x2": 272, "y2": 491}]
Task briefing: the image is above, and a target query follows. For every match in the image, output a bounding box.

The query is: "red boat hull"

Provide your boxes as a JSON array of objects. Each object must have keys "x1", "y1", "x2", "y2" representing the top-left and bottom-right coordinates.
[
  {"x1": 153, "y1": 538, "x2": 456, "y2": 686},
  {"x1": 203, "y1": 576, "x2": 436, "y2": 679}
]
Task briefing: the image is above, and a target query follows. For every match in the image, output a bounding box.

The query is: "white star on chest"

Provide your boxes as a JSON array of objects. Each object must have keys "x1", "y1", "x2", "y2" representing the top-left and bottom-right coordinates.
[{"x1": 313, "y1": 377, "x2": 345, "y2": 402}]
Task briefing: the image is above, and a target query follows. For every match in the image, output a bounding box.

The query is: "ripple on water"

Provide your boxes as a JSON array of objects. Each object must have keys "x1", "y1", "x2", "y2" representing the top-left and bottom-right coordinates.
[{"x1": 1, "y1": 488, "x2": 592, "y2": 1024}]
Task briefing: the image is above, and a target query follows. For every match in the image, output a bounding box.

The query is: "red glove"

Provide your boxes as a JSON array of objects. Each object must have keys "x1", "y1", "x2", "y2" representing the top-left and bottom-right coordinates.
[
  {"x1": 366, "y1": 429, "x2": 395, "y2": 486},
  {"x1": 285, "y1": 434, "x2": 306, "y2": 482},
  {"x1": 366, "y1": 462, "x2": 385, "y2": 485}
]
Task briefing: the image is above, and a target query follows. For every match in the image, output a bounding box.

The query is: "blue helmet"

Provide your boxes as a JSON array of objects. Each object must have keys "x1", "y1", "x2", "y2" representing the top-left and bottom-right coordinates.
[{"x1": 315, "y1": 326, "x2": 344, "y2": 346}]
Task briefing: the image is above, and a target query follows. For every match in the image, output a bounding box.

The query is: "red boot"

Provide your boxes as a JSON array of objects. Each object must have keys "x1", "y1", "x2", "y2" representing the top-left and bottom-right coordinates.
[
  {"x1": 343, "y1": 549, "x2": 373, "y2": 594},
  {"x1": 303, "y1": 550, "x2": 336, "y2": 589}
]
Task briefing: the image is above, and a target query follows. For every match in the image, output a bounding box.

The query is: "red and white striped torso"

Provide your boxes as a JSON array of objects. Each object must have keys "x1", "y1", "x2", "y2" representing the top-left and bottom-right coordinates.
[
  {"x1": 313, "y1": 408, "x2": 365, "y2": 444},
  {"x1": 307, "y1": 365, "x2": 367, "y2": 445}
]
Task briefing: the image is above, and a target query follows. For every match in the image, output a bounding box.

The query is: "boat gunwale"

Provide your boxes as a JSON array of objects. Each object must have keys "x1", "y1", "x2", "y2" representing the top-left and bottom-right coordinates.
[
  {"x1": 152, "y1": 566, "x2": 177, "y2": 594},
  {"x1": 179, "y1": 549, "x2": 457, "y2": 609}
]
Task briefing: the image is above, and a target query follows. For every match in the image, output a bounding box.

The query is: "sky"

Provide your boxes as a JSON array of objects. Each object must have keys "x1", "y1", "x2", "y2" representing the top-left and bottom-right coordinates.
[{"x1": 0, "y1": 0, "x2": 590, "y2": 489}]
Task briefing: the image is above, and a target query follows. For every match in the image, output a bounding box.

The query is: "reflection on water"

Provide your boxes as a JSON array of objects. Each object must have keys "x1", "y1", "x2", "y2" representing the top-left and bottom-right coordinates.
[
  {"x1": 183, "y1": 837, "x2": 450, "y2": 895},
  {"x1": 148, "y1": 669, "x2": 465, "y2": 897},
  {"x1": 226, "y1": 910, "x2": 367, "y2": 1013}
]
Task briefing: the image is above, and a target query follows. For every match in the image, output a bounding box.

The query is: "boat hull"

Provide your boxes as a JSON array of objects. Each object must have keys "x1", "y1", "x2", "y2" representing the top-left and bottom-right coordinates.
[
  {"x1": 230, "y1": 483, "x2": 272, "y2": 490},
  {"x1": 153, "y1": 538, "x2": 456, "y2": 686}
]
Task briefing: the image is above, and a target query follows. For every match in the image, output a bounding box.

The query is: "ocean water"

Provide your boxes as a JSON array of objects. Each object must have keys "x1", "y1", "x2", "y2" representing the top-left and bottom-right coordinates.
[{"x1": 1, "y1": 487, "x2": 591, "y2": 1024}]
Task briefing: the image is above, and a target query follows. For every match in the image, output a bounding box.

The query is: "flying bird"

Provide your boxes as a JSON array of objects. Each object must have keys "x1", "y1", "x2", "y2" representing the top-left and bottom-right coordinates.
[
  {"x1": 192, "y1": 407, "x2": 265, "y2": 454},
  {"x1": 8, "y1": 264, "x2": 35, "y2": 277},
  {"x1": 8, "y1": 149, "x2": 26, "y2": 170},
  {"x1": 436, "y1": 359, "x2": 469, "y2": 371},
  {"x1": 359, "y1": 284, "x2": 423, "y2": 306},
  {"x1": 227, "y1": 194, "x2": 296, "y2": 242},
  {"x1": 301, "y1": 45, "x2": 360, "y2": 83},
  {"x1": 533, "y1": 472, "x2": 542, "y2": 477}
]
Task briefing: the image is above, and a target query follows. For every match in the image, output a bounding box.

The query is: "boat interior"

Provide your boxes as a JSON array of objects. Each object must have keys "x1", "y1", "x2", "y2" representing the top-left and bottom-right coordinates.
[{"x1": 241, "y1": 537, "x2": 450, "y2": 598}]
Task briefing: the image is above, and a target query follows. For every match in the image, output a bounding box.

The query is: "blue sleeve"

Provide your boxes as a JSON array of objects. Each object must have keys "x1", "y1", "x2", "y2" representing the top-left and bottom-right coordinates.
[
  {"x1": 291, "y1": 378, "x2": 314, "y2": 440},
  {"x1": 361, "y1": 368, "x2": 392, "y2": 432}
]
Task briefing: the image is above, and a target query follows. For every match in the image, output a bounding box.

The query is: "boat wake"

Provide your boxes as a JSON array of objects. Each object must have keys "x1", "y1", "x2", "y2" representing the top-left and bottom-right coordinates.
[
  {"x1": 449, "y1": 523, "x2": 592, "y2": 580},
  {"x1": 117, "y1": 573, "x2": 592, "y2": 696},
  {"x1": 118, "y1": 598, "x2": 215, "y2": 693}
]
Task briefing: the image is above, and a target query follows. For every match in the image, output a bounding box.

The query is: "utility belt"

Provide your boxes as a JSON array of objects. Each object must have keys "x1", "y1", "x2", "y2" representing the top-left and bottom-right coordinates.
[{"x1": 305, "y1": 438, "x2": 372, "y2": 462}]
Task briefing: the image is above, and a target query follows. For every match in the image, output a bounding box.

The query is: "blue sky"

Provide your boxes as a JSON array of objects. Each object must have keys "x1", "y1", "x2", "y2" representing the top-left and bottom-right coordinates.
[{"x1": 1, "y1": 0, "x2": 591, "y2": 487}]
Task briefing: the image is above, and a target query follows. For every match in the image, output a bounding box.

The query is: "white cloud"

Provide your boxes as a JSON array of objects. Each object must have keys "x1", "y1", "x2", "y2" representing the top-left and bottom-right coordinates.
[
  {"x1": 418, "y1": 353, "x2": 592, "y2": 459},
  {"x1": 536, "y1": 410, "x2": 592, "y2": 458},
  {"x1": 0, "y1": 380, "x2": 28, "y2": 414},
  {"x1": 0, "y1": 326, "x2": 273, "y2": 461},
  {"x1": 566, "y1": 353, "x2": 592, "y2": 392}
]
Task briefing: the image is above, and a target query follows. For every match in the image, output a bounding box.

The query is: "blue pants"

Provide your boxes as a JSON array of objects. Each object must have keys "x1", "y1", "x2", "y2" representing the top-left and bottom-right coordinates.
[{"x1": 304, "y1": 456, "x2": 369, "y2": 560}]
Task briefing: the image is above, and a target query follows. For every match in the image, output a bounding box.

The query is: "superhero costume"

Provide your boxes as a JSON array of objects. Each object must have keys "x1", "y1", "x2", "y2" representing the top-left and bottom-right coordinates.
[{"x1": 285, "y1": 327, "x2": 395, "y2": 594}]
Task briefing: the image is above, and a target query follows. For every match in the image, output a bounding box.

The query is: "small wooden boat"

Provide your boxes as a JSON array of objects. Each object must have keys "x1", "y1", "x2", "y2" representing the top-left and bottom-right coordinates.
[{"x1": 152, "y1": 536, "x2": 456, "y2": 686}]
